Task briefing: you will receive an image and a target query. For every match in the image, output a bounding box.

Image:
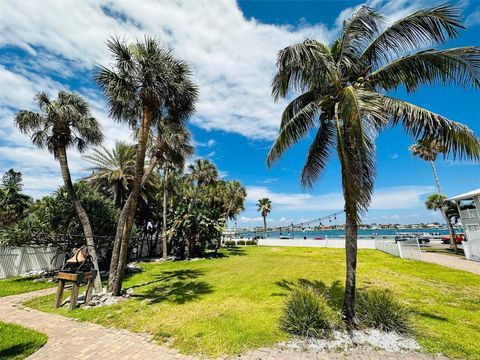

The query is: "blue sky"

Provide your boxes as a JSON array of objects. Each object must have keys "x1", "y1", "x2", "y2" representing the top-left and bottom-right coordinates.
[{"x1": 0, "y1": 0, "x2": 479, "y2": 226}]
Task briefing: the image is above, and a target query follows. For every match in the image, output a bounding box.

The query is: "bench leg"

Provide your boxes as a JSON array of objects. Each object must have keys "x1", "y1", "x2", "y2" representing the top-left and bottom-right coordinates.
[
  {"x1": 55, "y1": 280, "x2": 65, "y2": 308},
  {"x1": 69, "y1": 282, "x2": 80, "y2": 310}
]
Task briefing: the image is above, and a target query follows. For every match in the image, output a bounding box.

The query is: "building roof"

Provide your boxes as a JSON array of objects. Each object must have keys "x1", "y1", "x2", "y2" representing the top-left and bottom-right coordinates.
[{"x1": 449, "y1": 188, "x2": 480, "y2": 201}]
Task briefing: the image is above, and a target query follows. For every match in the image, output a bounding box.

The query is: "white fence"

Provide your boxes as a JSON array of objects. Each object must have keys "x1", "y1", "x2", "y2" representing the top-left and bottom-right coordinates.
[
  {"x1": 255, "y1": 238, "x2": 421, "y2": 261},
  {"x1": 464, "y1": 239, "x2": 480, "y2": 262},
  {"x1": 0, "y1": 246, "x2": 65, "y2": 279},
  {"x1": 257, "y1": 238, "x2": 376, "y2": 249}
]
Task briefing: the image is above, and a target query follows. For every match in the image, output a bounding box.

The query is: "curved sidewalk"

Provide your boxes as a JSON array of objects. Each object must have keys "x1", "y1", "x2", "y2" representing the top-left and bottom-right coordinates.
[{"x1": 0, "y1": 289, "x2": 446, "y2": 360}]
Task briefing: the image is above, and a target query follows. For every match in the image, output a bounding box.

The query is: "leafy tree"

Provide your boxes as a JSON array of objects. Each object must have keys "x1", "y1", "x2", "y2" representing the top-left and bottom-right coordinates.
[
  {"x1": 96, "y1": 36, "x2": 198, "y2": 295},
  {"x1": 2, "y1": 182, "x2": 118, "y2": 268},
  {"x1": 15, "y1": 91, "x2": 103, "y2": 291},
  {"x1": 410, "y1": 140, "x2": 446, "y2": 194},
  {"x1": 425, "y1": 193, "x2": 459, "y2": 254},
  {"x1": 267, "y1": 5, "x2": 480, "y2": 326},
  {"x1": 256, "y1": 198, "x2": 272, "y2": 237},
  {"x1": 0, "y1": 169, "x2": 32, "y2": 229}
]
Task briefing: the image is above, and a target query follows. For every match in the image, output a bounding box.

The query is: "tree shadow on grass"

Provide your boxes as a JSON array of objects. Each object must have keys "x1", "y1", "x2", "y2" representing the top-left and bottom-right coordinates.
[
  {"x1": 414, "y1": 311, "x2": 448, "y2": 322},
  {"x1": 0, "y1": 342, "x2": 41, "y2": 359},
  {"x1": 272, "y1": 279, "x2": 344, "y2": 307},
  {"x1": 130, "y1": 269, "x2": 213, "y2": 304},
  {"x1": 203, "y1": 247, "x2": 247, "y2": 259}
]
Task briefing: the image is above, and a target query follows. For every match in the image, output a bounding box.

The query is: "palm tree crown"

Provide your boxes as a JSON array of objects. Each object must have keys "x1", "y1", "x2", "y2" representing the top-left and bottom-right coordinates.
[
  {"x1": 188, "y1": 159, "x2": 218, "y2": 186},
  {"x1": 256, "y1": 198, "x2": 272, "y2": 217},
  {"x1": 15, "y1": 91, "x2": 103, "y2": 157},
  {"x1": 409, "y1": 139, "x2": 446, "y2": 162},
  {"x1": 268, "y1": 4, "x2": 479, "y2": 221}
]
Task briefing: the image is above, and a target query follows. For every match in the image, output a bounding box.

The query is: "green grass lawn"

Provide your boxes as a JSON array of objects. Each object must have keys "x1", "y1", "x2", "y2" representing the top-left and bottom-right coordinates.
[
  {"x1": 25, "y1": 246, "x2": 480, "y2": 359},
  {"x1": 0, "y1": 321, "x2": 47, "y2": 360},
  {"x1": 0, "y1": 276, "x2": 54, "y2": 298}
]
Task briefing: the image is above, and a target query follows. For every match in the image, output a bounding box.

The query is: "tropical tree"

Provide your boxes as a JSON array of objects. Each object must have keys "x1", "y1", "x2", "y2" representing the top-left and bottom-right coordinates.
[
  {"x1": 84, "y1": 142, "x2": 136, "y2": 207},
  {"x1": 425, "y1": 193, "x2": 459, "y2": 254},
  {"x1": 96, "y1": 36, "x2": 198, "y2": 295},
  {"x1": 219, "y1": 180, "x2": 246, "y2": 249},
  {"x1": 188, "y1": 158, "x2": 218, "y2": 186},
  {"x1": 153, "y1": 122, "x2": 194, "y2": 258},
  {"x1": 256, "y1": 198, "x2": 272, "y2": 237},
  {"x1": 15, "y1": 91, "x2": 103, "y2": 291},
  {"x1": 0, "y1": 169, "x2": 32, "y2": 229},
  {"x1": 410, "y1": 139, "x2": 446, "y2": 194},
  {"x1": 267, "y1": 5, "x2": 480, "y2": 326}
]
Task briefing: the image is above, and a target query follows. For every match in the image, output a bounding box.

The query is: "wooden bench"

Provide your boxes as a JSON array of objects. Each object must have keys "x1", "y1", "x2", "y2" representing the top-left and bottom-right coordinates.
[{"x1": 55, "y1": 271, "x2": 96, "y2": 310}]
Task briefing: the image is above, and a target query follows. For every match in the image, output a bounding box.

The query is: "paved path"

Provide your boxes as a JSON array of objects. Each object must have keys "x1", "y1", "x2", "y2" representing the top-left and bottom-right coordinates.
[
  {"x1": 0, "y1": 289, "x2": 446, "y2": 360},
  {"x1": 421, "y1": 252, "x2": 480, "y2": 275}
]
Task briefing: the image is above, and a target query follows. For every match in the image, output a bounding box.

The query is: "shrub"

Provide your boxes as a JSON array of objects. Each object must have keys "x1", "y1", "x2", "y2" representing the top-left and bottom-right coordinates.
[
  {"x1": 236, "y1": 240, "x2": 246, "y2": 246},
  {"x1": 280, "y1": 286, "x2": 342, "y2": 338},
  {"x1": 245, "y1": 240, "x2": 257, "y2": 245},
  {"x1": 223, "y1": 240, "x2": 235, "y2": 247},
  {"x1": 356, "y1": 288, "x2": 411, "y2": 333}
]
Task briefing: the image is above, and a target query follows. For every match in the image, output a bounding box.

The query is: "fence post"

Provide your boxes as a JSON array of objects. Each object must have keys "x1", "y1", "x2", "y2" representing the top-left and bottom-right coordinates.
[
  {"x1": 14, "y1": 247, "x2": 25, "y2": 276},
  {"x1": 397, "y1": 241, "x2": 403, "y2": 258}
]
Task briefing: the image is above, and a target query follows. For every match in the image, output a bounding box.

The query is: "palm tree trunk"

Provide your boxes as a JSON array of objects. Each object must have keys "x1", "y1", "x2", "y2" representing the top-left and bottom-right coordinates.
[
  {"x1": 162, "y1": 165, "x2": 168, "y2": 258},
  {"x1": 57, "y1": 147, "x2": 102, "y2": 292},
  {"x1": 263, "y1": 214, "x2": 267, "y2": 238},
  {"x1": 430, "y1": 160, "x2": 442, "y2": 195},
  {"x1": 109, "y1": 107, "x2": 153, "y2": 295},
  {"x1": 442, "y1": 210, "x2": 459, "y2": 254},
  {"x1": 343, "y1": 205, "x2": 359, "y2": 328}
]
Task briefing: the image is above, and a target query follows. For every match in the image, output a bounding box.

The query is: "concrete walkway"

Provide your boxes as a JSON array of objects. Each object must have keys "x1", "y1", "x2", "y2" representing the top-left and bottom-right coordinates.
[
  {"x1": 0, "y1": 289, "x2": 446, "y2": 360},
  {"x1": 421, "y1": 252, "x2": 480, "y2": 275}
]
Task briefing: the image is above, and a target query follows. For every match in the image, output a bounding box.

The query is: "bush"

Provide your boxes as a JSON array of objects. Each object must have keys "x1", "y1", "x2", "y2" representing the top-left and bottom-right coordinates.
[
  {"x1": 223, "y1": 240, "x2": 235, "y2": 247},
  {"x1": 356, "y1": 288, "x2": 411, "y2": 333},
  {"x1": 280, "y1": 286, "x2": 342, "y2": 338},
  {"x1": 236, "y1": 240, "x2": 246, "y2": 246},
  {"x1": 245, "y1": 240, "x2": 257, "y2": 245}
]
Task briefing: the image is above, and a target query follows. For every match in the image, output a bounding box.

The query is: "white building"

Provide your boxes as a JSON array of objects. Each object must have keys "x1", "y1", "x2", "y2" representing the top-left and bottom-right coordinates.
[{"x1": 450, "y1": 188, "x2": 480, "y2": 262}]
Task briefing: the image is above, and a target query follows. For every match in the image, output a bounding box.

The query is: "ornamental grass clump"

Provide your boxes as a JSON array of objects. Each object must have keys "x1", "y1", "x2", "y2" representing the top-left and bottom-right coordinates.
[
  {"x1": 356, "y1": 288, "x2": 411, "y2": 334},
  {"x1": 280, "y1": 285, "x2": 343, "y2": 338}
]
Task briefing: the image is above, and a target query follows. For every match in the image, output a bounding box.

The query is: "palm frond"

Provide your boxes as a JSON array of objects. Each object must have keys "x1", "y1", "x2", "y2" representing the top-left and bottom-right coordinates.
[
  {"x1": 361, "y1": 4, "x2": 464, "y2": 65},
  {"x1": 338, "y1": 5, "x2": 383, "y2": 70},
  {"x1": 385, "y1": 96, "x2": 480, "y2": 160},
  {"x1": 272, "y1": 39, "x2": 334, "y2": 100},
  {"x1": 300, "y1": 119, "x2": 336, "y2": 188},
  {"x1": 266, "y1": 99, "x2": 321, "y2": 167},
  {"x1": 368, "y1": 47, "x2": 480, "y2": 92}
]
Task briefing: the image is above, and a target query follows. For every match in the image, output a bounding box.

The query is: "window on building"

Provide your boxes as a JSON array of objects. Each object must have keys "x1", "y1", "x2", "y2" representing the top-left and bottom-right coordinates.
[{"x1": 466, "y1": 224, "x2": 480, "y2": 232}]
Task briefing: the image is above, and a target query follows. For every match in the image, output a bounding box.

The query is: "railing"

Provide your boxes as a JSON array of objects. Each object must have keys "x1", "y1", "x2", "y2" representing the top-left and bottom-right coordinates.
[
  {"x1": 0, "y1": 246, "x2": 64, "y2": 279},
  {"x1": 460, "y1": 209, "x2": 479, "y2": 219},
  {"x1": 256, "y1": 238, "x2": 376, "y2": 249}
]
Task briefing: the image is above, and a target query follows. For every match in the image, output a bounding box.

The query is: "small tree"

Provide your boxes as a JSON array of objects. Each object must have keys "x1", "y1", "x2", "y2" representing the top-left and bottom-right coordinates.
[
  {"x1": 256, "y1": 198, "x2": 272, "y2": 238},
  {"x1": 425, "y1": 193, "x2": 459, "y2": 254}
]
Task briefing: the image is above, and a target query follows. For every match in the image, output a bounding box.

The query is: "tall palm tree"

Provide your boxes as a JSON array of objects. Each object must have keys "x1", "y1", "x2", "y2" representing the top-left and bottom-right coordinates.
[
  {"x1": 154, "y1": 122, "x2": 194, "y2": 258},
  {"x1": 410, "y1": 140, "x2": 446, "y2": 194},
  {"x1": 267, "y1": 5, "x2": 480, "y2": 326},
  {"x1": 256, "y1": 198, "x2": 272, "y2": 238},
  {"x1": 223, "y1": 180, "x2": 247, "y2": 244},
  {"x1": 84, "y1": 142, "x2": 136, "y2": 207},
  {"x1": 425, "y1": 193, "x2": 459, "y2": 254},
  {"x1": 96, "y1": 36, "x2": 198, "y2": 295},
  {"x1": 15, "y1": 91, "x2": 103, "y2": 291}
]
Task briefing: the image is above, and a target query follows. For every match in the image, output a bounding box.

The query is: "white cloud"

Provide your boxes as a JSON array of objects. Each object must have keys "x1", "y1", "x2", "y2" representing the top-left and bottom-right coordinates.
[
  {"x1": 246, "y1": 185, "x2": 435, "y2": 211},
  {"x1": 466, "y1": 6, "x2": 480, "y2": 27},
  {"x1": 389, "y1": 153, "x2": 400, "y2": 160}
]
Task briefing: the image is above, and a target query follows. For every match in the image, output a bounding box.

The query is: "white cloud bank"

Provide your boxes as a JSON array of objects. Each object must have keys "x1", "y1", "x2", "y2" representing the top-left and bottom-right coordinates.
[{"x1": 246, "y1": 185, "x2": 436, "y2": 211}]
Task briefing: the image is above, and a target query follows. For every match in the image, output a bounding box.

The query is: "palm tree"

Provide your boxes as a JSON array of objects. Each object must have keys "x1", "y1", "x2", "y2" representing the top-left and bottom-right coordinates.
[
  {"x1": 425, "y1": 193, "x2": 459, "y2": 254},
  {"x1": 96, "y1": 36, "x2": 198, "y2": 295},
  {"x1": 153, "y1": 122, "x2": 194, "y2": 258},
  {"x1": 15, "y1": 91, "x2": 103, "y2": 291},
  {"x1": 222, "y1": 180, "x2": 247, "y2": 247},
  {"x1": 188, "y1": 159, "x2": 218, "y2": 186},
  {"x1": 256, "y1": 198, "x2": 272, "y2": 238},
  {"x1": 84, "y1": 142, "x2": 136, "y2": 207},
  {"x1": 0, "y1": 170, "x2": 32, "y2": 230},
  {"x1": 410, "y1": 140, "x2": 446, "y2": 194},
  {"x1": 267, "y1": 4, "x2": 480, "y2": 326}
]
